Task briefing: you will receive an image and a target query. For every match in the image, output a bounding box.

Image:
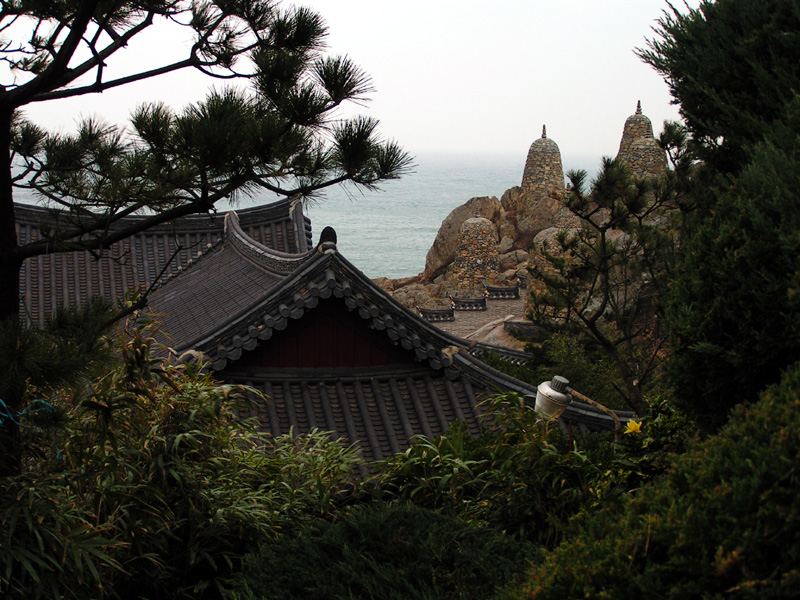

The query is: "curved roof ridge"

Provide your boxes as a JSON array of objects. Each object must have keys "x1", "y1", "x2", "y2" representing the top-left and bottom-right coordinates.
[
  {"x1": 225, "y1": 211, "x2": 315, "y2": 275},
  {"x1": 14, "y1": 197, "x2": 302, "y2": 235}
]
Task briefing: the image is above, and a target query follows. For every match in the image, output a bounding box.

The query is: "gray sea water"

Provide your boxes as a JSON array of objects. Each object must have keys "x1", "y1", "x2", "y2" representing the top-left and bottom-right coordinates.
[
  {"x1": 243, "y1": 152, "x2": 602, "y2": 279},
  {"x1": 16, "y1": 152, "x2": 601, "y2": 279}
]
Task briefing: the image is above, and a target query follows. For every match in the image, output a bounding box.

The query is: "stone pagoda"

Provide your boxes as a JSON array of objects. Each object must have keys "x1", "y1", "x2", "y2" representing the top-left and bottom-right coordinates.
[
  {"x1": 521, "y1": 125, "x2": 565, "y2": 199},
  {"x1": 616, "y1": 101, "x2": 668, "y2": 180},
  {"x1": 452, "y1": 212, "x2": 500, "y2": 293}
]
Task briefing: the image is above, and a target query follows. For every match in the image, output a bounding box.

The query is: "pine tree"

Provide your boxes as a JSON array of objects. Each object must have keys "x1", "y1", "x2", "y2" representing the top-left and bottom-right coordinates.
[
  {"x1": 639, "y1": 0, "x2": 800, "y2": 426},
  {"x1": 637, "y1": 0, "x2": 800, "y2": 174},
  {"x1": 528, "y1": 159, "x2": 679, "y2": 415},
  {"x1": 0, "y1": 1, "x2": 411, "y2": 476}
]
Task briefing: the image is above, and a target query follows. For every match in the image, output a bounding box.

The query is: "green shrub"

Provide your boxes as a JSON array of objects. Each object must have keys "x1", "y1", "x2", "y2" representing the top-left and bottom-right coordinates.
[
  {"x1": 378, "y1": 394, "x2": 603, "y2": 548},
  {"x1": 0, "y1": 323, "x2": 364, "y2": 599},
  {"x1": 223, "y1": 503, "x2": 534, "y2": 600},
  {"x1": 504, "y1": 361, "x2": 800, "y2": 599},
  {"x1": 666, "y1": 113, "x2": 800, "y2": 428}
]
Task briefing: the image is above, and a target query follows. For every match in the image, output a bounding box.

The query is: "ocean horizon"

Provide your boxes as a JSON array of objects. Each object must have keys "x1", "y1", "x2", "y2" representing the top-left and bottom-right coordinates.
[
  {"x1": 241, "y1": 152, "x2": 604, "y2": 279},
  {"x1": 14, "y1": 151, "x2": 606, "y2": 280}
]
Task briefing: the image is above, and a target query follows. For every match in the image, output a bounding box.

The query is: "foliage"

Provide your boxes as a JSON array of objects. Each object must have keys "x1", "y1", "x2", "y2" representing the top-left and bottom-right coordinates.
[
  {"x1": 377, "y1": 392, "x2": 695, "y2": 552},
  {"x1": 222, "y1": 503, "x2": 534, "y2": 600},
  {"x1": 503, "y1": 360, "x2": 800, "y2": 600},
  {"x1": 575, "y1": 396, "x2": 695, "y2": 512},
  {"x1": 0, "y1": 298, "x2": 116, "y2": 475},
  {"x1": 378, "y1": 395, "x2": 590, "y2": 548},
  {"x1": 0, "y1": 1, "x2": 412, "y2": 322},
  {"x1": 638, "y1": 0, "x2": 800, "y2": 174},
  {"x1": 636, "y1": 0, "x2": 800, "y2": 428},
  {"x1": 528, "y1": 158, "x2": 679, "y2": 414},
  {"x1": 0, "y1": 322, "x2": 364, "y2": 599},
  {"x1": 665, "y1": 102, "x2": 800, "y2": 429}
]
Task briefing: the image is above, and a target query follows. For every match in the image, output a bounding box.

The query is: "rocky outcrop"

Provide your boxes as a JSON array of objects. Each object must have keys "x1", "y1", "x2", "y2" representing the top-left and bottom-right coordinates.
[
  {"x1": 498, "y1": 186, "x2": 574, "y2": 252},
  {"x1": 380, "y1": 105, "x2": 669, "y2": 350}
]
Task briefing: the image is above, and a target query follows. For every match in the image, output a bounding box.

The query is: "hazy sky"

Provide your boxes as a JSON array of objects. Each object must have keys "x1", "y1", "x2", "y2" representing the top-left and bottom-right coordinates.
[{"x1": 21, "y1": 0, "x2": 700, "y2": 160}]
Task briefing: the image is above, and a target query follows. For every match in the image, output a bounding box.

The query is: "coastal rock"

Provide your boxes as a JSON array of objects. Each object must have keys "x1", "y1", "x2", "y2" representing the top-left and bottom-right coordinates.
[
  {"x1": 423, "y1": 196, "x2": 502, "y2": 280},
  {"x1": 391, "y1": 283, "x2": 439, "y2": 309},
  {"x1": 497, "y1": 216, "x2": 517, "y2": 244},
  {"x1": 465, "y1": 316, "x2": 527, "y2": 351},
  {"x1": 372, "y1": 277, "x2": 395, "y2": 293},
  {"x1": 499, "y1": 249, "x2": 529, "y2": 271},
  {"x1": 499, "y1": 186, "x2": 567, "y2": 252}
]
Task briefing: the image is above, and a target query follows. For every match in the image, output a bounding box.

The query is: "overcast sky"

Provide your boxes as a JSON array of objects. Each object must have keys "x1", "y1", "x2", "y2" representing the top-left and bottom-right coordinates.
[{"x1": 22, "y1": 0, "x2": 700, "y2": 160}]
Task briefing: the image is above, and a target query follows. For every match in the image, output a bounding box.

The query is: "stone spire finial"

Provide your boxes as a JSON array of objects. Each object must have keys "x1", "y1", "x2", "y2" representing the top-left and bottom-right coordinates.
[
  {"x1": 521, "y1": 124, "x2": 564, "y2": 195},
  {"x1": 617, "y1": 100, "x2": 667, "y2": 180}
]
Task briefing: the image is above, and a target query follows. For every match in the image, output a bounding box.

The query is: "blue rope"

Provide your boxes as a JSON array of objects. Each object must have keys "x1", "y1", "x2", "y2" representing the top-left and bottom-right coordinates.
[{"x1": 0, "y1": 397, "x2": 64, "y2": 459}]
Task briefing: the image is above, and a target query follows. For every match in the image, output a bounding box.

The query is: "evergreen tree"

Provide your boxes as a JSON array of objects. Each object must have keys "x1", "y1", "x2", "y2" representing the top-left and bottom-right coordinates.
[
  {"x1": 528, "y1": 159, "x2": 678, "y2": 415},
  {"x1": 666, "y1": 108, "x2": 800, "y2": 427},
  {"x1": 638, "y1": 0, "x2": 800, "y2": 174},
  {"x1": 639, "y1": 0, "x2": 800, "y2": 426},
  {"x1": 0, "y1": 1, "x2": 411, "y2": 476}
]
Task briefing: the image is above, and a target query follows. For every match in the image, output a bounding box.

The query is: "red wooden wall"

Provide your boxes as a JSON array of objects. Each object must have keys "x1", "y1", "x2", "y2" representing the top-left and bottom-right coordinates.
[{"x1": 230, "y1": 298, "x2": 414, "y2": 369}]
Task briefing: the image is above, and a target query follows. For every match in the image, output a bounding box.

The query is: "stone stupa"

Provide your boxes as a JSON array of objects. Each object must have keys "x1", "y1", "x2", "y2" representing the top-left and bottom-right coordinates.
[
  {"x1": 521, "y1": 125, "x2": 565, "y2": 199},
  {"x1": 616, "y1": 101, "x2": 668, "y2": 180}
]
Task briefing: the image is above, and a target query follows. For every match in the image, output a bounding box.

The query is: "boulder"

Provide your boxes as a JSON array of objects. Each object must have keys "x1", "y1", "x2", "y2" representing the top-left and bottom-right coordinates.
[
  {"x1": 372, "y1": 277, "x2": 396, "y2": 293},
  {"x1": 499, "y1": 249, "x2": 530, "y2": 271},
  {"x1": 498, "y1": 236, "x2": 514, "y2": 254},
  {"x1": 464, "y1": 315, "x2": 527, "y2": 351},
  {"x1": 391, "y1": 283, "x2": 440, "y2": 309},
  {"x1": 500, "y1": 187, "x2": 568, "y2": 251}
]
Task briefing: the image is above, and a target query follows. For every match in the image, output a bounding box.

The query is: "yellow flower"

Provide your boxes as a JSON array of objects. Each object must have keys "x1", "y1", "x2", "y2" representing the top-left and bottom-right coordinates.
[{"x1": 624, "y1": 419, "x2": 643, "y2": 435}]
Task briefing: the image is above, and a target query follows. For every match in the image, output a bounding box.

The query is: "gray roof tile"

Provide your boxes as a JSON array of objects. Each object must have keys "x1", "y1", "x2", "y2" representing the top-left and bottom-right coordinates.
[{"x1": 15, "y1": 198, "x2": 310, "y2": 325}]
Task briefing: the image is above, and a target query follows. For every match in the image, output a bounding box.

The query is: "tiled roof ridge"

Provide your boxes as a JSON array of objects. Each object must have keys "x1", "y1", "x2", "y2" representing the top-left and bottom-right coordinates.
[
  {"x1": 14, "y1": 197, "x2": 299, "y2": 235},
  {"x1": 225, "y1": 211, "x2": 315, "y2": 275},
  {"x1": 180, "y1": 249, "x2": 472, "y2": 376}
]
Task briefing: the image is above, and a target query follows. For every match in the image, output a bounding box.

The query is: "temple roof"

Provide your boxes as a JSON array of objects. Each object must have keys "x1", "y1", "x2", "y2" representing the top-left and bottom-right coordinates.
[
  {"x1": 17, "y1": 198, "x2": 633, "y2": 467},
  {"x1": 16, "y1": 198, "x2": 311, "y2": 325},
  {"x1": 145, "y1": 209, "x2": 633, "y2": 465}
]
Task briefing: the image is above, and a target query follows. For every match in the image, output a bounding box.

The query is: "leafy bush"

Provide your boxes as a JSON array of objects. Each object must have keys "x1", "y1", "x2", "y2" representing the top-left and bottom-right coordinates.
[
  {"x1": 223, "y1": 503, "x2": 534, "y2": 600},
  {"x1": 378, "y1": 392, "x2": 694, "y2": 550},
  {"x1": 504, "y1": 361, "x2": 800, "y2": 599},
  {"x1": 666, "y1": 110, "x2": 800, "y2": 428},
  {"x1": 0, "y1": 322, "x2": 364, "y2": 599},
  {"x1": 378, "y1": 394, "x2": 598, "y2": 547}
]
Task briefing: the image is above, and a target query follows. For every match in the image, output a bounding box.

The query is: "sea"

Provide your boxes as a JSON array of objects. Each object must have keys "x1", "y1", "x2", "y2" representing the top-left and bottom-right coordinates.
[
  {"x1": 237, "y1": 152, "x2": 602, "y2": 279},
  {"x1": 16, "y1": 151, "x2": 601, "y2": 279}
]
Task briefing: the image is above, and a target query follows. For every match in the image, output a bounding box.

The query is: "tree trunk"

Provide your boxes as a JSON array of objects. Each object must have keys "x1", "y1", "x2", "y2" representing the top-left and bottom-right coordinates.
[
  {"x1": 0, "y1": 106, "x2": 23, "y2": 477},
  {"x1": 0, "y1": 108, "x2": 19, "y2": 322}
]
